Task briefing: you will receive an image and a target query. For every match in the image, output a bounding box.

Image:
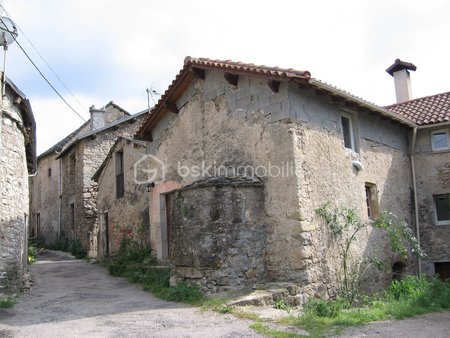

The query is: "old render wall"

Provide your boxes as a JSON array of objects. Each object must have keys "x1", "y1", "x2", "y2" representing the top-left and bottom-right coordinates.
[
  {"x1": 287, "y1": 86, "x2": 413, "y2": 296},
  {"x1": 96, "y1": 138, "x2": 149, "y2": 257},
  {"x1": 413, "y1": 127, "x2": 450, "y2": 275},
  {"x1": 0, "y1": 94, "x2": 29, "y2": 293},
  {"x1": 60, "y1": 115, "x2": 145, "y2": 257},
  {"x1": 145, "y1": 70, "x2": 414, "y2": 296},
  {"x1": 30, "y1": 153, "x2": 61, "y2": 244}
]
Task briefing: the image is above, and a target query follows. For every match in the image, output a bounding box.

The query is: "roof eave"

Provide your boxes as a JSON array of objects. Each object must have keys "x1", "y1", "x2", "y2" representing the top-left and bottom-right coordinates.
[{"x1": 309, "y1": 79, "x2": 416, "y2": 128}]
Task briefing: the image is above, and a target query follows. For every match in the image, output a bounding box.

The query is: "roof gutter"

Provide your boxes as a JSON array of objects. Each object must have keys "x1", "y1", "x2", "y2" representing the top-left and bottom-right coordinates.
[{"x1": 410, "y1": 126, "x2": 422, "y2": 276}]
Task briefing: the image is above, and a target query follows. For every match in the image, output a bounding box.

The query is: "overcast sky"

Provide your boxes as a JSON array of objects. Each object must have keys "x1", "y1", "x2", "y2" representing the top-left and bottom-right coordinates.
[{"x1": 4, "y1": 0, "x2": 450, "y2": 154}]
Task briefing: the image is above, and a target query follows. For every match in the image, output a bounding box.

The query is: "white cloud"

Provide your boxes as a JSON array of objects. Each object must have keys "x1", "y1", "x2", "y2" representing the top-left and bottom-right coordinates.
[{"x1": 3, "y1": 0, "x2": 450, "y2": 153}]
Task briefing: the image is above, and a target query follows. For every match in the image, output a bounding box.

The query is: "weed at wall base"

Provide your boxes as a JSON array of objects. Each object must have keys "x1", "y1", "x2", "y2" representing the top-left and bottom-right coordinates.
[{"x1": 103, "y1": 238, "x2": 205, "y2": 305}]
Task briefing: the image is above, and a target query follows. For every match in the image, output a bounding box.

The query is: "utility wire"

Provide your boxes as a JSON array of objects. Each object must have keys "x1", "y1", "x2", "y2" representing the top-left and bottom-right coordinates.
[
  {"x1": 0, "y1": 4, "x2": 88, "y2": 114},
  {"x1": 0, "y1": 16, "x2": 87, "y2": 122}
]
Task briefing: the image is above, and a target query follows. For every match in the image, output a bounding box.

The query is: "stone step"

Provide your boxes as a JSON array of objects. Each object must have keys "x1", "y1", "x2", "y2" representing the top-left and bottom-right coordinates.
[{"x1": 226, "y1": 282, "x2": 307, "y2": 307}]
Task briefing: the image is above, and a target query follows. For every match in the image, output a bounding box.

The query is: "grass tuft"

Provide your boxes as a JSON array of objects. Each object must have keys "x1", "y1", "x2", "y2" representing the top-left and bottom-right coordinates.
[
  {"x1": 282, "y1": 275, "x2": 450, "y2": 337},
  {"x1": 103, "y1": 238, "x2": 205, "y2": 305}
]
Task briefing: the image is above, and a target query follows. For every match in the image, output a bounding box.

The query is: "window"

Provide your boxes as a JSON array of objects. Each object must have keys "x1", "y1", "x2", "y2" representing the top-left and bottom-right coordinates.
[
  {"x1": 365, "y1": 183, "x2": 379, "y2": 219},
  {"x1": 434, "y1": 194, "x2": 450, "y2": 224},
  {"x1": 70, "y1": 203, "x2": 75, "y2": 229},
  {"x1": 341, "y1": 112, "x2": 355, "y2": 150},
  {"x1": 431, "y1": 129, "x2": 449, "y2": 151},
  {"x1": 48, "y1": 168, "x2": 52, "y2": 177},
  {"x1": 115, "y1": 151, "x2": 124, "y2": 198},
  {"x1": 69, "y1": 153, "x2": 76, "y2": 184}
]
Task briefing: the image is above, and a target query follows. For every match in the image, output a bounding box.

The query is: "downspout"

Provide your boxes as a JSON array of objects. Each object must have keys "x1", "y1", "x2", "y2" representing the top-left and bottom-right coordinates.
[
  {"x1": 410, "y1": 127, "x2": 421, "y2": 276},
  {"x1": 58, "y1": 156, "x2": 62, "y2": 240}
]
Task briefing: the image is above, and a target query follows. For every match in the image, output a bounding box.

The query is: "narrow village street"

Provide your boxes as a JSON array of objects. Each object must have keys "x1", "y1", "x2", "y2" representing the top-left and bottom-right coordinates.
[{"x1": 0, "y1": 251, "x2": 261, "y2": 338}]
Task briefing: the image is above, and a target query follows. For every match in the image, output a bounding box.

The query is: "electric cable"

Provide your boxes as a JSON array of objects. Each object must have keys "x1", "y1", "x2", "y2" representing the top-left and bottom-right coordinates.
[
  {"x1": 0, "y1": 16, "x2": 87, "y2": 122},
  {"x1": 0, "y1": 4, "x2": 88, "y2": 114}
]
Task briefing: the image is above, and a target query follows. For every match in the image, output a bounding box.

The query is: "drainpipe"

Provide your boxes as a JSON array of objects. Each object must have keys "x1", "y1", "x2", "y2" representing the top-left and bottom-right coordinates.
[
  {"x1": 410, "y1": 127, "x2": 421, "y2": 276},
  {"x1": 58, "y1": 156, "x2": 62, "y2": 240}
]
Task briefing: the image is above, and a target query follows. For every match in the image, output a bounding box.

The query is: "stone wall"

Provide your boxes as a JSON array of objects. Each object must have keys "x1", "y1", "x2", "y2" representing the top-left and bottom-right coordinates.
[
  {"x1": 287, "y1": 88, "x2": 413, "y2": 296},
  {"x1": 30, "y1": 122, "x2": 90, "y2": 246},
  {"x1": 144, "y1": 69, "x2": 414, "y2": 297},
  {"x1": 167, "y1": 177, "x2": 267, "y2": 293},
  {"x1": 413, "y1": 127, "x2": 450, "y2": 275},
  {"x1": 60, "y1": 113, "x2": 146, "y2": 257},
  {"x1": 29, "y1": 153, "x2": 60, "y2": 244},
  {"x1": 96, "y1": 138, "x2": 149, "y2": 257},
  {"x1": 0, "y1": 94, "x2": 30, "y2": 293}
]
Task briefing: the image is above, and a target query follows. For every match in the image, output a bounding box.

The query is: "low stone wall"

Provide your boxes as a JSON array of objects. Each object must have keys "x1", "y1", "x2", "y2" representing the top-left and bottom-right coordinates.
[{"x1": 167, "y1": 177, "x2": 267, "y2": 293}]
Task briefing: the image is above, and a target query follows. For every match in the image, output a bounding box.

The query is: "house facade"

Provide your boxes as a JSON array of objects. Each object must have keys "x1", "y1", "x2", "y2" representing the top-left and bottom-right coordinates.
[
  {"x1": 92, "y1": 136, "x2": 149, "y2": 257},
  {"x1": 135, "y1": 57, "x2": 416, "y2": 296},
  {"x1": 0, "y1": 76, "x2": 36, "y2": 293},
  {"x1": 31, "y1": 101, "x2": 146, "y2": 257},
  {"x1": 388, "y1": 91, "x2": 450, "y2": 280},
  {"x1": 57, "y1": 103, "x2": 146, "y2": 257},
  {"x1": 30, "y1": 121, "x2": 89, "y2": 245}
]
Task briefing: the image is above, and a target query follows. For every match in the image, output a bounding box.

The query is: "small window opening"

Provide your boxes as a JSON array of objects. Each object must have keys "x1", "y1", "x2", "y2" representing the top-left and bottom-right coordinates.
[
  {"x1": 392, "y1": 262, "x2": 406, "y2": 281},
  {"x1": 115, "y1": 151, "x2": 124, "y2": 199},
  {"x1": 69, "y1": 153, "x2": 76, "y2": 184},
  {"x1": 48, "y1": 168, "x2": 52, "y2": 177},
  {"x1": 431, "y1": 129, "x2": 449, "y2": 151},
  {"x1": 433, "y1": 194, "x2": 450, "y2": 224},
  {"x1": 341, "y1": 113, "x2": 355, "y2": 150},
  {"x1": 365, "y1": 183, "x2": 379, "y2": 219},
  {"x1": 434, "y1": 262, "x2": 450, "y2": 281},
  {"x1": 70, "y1": 203, "x2": 75, "y2": 229}
]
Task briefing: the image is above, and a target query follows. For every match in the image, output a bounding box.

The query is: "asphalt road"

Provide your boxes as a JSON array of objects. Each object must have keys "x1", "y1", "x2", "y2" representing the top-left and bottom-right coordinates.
[{"x1": 0, "y1": 250, "x2": 261, "y2": 338}]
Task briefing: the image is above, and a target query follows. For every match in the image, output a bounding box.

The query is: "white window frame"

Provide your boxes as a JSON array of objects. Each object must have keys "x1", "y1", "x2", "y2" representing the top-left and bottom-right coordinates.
[
  {"x1": 341, "y1": 112, "x2": 355, "y2": 151},
  {"x1": 430, "y1": 129, "x2": 450, "y2": 152},
  {"x1": 433, "y1": 193, "x2": 450, "y2": 225}
]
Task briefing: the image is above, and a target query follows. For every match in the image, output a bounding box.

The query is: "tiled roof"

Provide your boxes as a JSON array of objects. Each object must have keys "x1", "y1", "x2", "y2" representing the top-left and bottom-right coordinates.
[
  {"x1": 136, "y1": 56, "x2": 416, "y2": 139},
  {"x1": 136, "y1": 57, "x2": 312, "y2": 139},
  {"x1": 185, "y1": 57, "x2": 311, "y2": 80},
  {"x1": 386, "y1": 91, "x2": 450, "y2": 126}
]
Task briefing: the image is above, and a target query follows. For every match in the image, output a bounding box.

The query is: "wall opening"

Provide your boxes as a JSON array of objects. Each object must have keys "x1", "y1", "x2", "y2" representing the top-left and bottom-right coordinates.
[
  {"x1": 115, "y1": 151, "x2": 124, "y2": 199},
  {"x1": 70, "y1": 203, "x2": 75, "y2": 229},
  {"x1": 392, "y1": 261, "x2": 406, "y2": 281},
  {"x1": 69, "y1": 153, "x2": 76, "y2": 185},
  {"x1": 434, "y1": 262, "x2": 450, "y2": 281},
  {"x1": 365, "y1": 183, "x2": 379, "y2": 219}
]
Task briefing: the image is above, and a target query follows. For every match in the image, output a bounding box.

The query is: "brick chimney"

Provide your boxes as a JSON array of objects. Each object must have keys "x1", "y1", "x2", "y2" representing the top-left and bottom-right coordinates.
[
  {"x1": 386, "y1": 59, "x2": 417, "y2": 103},
  {"x1": 89, "y1": 105, "x2": 106, "y2": 131}
]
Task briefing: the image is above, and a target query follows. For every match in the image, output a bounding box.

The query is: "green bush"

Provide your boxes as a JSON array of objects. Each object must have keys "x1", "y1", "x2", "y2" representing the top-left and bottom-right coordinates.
[
  {"x1": 0, "y1": 297, "x2": 14, "y2": 308},
  {"x1": 104, "y1": 238, "x2": 205, "y2": 305},
  {"x1": 303, "y1": 298, "x2": 347, "y2": 318},
  {"x1": 287, "y1": 275, "x2": 450, "y2": 337},
  {"x1": 28, "y1": 244, "x2": 38, "y2": 264},
  {"x1": 68, "y1": 239, "x2": 87, "y2": 259},
  {"x1": 386, "y1": 275, "x2": 430, "y2": 301}
]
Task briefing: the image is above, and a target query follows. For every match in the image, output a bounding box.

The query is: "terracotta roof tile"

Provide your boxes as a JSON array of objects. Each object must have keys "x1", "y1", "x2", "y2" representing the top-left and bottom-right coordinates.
[
  {"x1": 386, "y1": 91, "x2": 450, "y2": 126},
  {"x1": 184, "y1": 56, "x2": 311, "y2": 80}
]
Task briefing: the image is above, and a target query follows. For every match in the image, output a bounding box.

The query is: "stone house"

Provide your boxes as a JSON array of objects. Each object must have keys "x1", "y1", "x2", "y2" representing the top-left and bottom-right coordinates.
[
  {"x1": 0, "y1": 75, "x2": 36, "y2": 293},
  {"x1": 386, "y1": 61, "x2": 450, "y2": 280},
  {"x1": 31, "y1": 101, "x2": 146, "y2": 257},
  {"x1": 134, "y1": 57, "x2": 417, "y2": 296},
  {"x1": 92, "y1": 136, "x2": 148, "y2": 257},
  {"x1": 30, "y1": 121, "x2": 89, "y2": 245}
]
